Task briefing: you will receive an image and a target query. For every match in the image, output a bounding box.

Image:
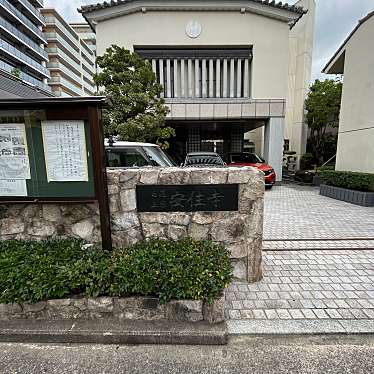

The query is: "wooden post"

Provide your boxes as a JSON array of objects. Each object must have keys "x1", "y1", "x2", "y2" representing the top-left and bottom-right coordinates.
[{"x1": 88, "y1": 105, "x2": 112, "y2": 250}]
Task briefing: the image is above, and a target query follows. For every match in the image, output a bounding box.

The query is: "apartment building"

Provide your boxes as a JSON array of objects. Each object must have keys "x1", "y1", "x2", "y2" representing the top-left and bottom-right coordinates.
[
  {"x1": 42, "y1": 8, "x2": 96, "y2": 97},
  {"x1": 0, "y1": 0, "x2": 51, "y2": 94},
  {"x1": 71, "y1": 22, "x2": 97, "y2": 56},
  {"x1": 80, "y1": 0, "x2": 315, "y2": 181}
]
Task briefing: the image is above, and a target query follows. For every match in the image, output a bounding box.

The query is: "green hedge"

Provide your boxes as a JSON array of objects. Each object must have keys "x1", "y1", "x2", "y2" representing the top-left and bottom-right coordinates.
[
  {"x1": 320, "y1": 170, "x2": 374, "y2": 192},
  {"x1": 0, "y1": 238, "x2": 233, "y2": 305}
]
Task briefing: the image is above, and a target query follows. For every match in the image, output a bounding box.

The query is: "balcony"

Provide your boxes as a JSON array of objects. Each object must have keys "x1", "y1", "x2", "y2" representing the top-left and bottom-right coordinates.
[
  {"x1": 45, "y1": 47, "x2": 81, "y2": 75},
  {"x1": 0, "y1": 0, "x2": 46, "y2": 43},
  {"x1": 47, "y1": 61, "x2": 82, "y2": 86},
  {"x1": 0, "y1": 16, "x2": 48, "y2": 60},
  {"x1": 0, "y1": 38, "x2": 49, "y2": 78},
  {"x1": 44, "y1": 32, "x2": 81, "y2": 61},
  {"x1": 49, "y1": 76, "x2": 83, "y2": 96},
  {"x1": 13, "y1": 0, "x2": 45, "y2": 26},
  {"x1": 0, "y1": 58, "x2": 51, "y2": 92},
  {"x1": 44, "y1": 17, "x2": 80, "y2": 51}
]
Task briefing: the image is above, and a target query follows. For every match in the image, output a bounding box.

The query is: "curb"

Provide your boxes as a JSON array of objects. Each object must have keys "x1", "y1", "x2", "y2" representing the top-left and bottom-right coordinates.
[
  {"x1": 0, "y1": 319, "x2": 228, "y2": 346},
  {"x1": 227, "y1": 319, "x2": 374, "y2": 335}
]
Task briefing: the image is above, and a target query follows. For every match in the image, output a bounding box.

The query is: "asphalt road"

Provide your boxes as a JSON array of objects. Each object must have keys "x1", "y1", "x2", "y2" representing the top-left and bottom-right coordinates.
[{"x1": 0, "y1": 335, "x2": 374, "y2": 374}]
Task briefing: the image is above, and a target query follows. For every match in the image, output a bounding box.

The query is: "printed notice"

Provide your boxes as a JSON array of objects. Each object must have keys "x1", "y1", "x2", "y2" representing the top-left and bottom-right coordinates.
[
  {"x1": 42, "y1": 120, "x2": 88, "y2": 182},
  {"x1": 0, "y1": 179, "x2": 27, "y2": 196},
  {"x1": 0, "y1": 123, "x2": 31, "y2": 179}
]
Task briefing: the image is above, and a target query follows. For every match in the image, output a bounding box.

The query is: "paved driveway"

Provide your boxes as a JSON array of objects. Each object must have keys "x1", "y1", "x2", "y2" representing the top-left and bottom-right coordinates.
[
  {"x1": 225, "y1": 185, "x2": 374, "y2": 333},
  {"x1": 226, "y1": 250, "x2": 374, "y2": 334},
  {"x1": 263, "y1": 185, "x2": 374, "y2": 250}
]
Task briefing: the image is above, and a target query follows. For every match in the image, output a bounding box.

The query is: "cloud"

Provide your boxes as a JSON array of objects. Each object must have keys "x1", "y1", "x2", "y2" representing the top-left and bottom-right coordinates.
[{"x1": 45, "y1": 0, "x2": 374, "y2": 81}]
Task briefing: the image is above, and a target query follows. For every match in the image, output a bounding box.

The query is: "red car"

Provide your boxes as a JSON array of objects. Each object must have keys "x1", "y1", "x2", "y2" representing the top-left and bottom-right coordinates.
[{"x1": 227, "y1": 153, "x2": 276, "y2": 188}]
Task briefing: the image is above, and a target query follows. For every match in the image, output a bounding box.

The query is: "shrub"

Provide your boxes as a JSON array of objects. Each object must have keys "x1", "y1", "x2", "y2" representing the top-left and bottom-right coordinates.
[
  {"x1": 110, "y1": 238, "x2": 233, "y2": 304},
  {"x1": 320, "y1": 170, "x2": 374, "y2": 192},
  {"x1": 0, "y1": 239, "x2": 111, "y2": 304},
  {"x1": 0, "y1": 238, "x2": 233, "y2": 305},
  {"x1": 300, "y1": 153, "x2": 314, "y2": 170}
]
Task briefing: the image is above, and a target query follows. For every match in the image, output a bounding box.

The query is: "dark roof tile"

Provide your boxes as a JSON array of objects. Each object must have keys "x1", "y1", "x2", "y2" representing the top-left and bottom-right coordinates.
[{"x1": 79, "y1": 0, "x2": 305, "y2": 15}]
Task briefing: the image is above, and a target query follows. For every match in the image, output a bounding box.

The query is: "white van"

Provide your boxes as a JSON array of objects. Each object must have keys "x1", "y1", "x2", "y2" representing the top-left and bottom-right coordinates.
[{"x1": 105, "y1": 141, "x2": 176, "y2": 168}]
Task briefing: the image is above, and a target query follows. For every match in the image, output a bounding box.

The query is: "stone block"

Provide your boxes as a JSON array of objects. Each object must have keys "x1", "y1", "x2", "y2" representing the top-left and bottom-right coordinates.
[
  {"x1": 192, "y1": 212, "x2": 214, "y2": 225},
  {"x1": 211, "y1": 216, "x2": 245, "y2": 243},
  {"x1": 1, "y1": 217, "x2": 24, "y2": 235},
  {"x1": 42, "y1": 205, "x2": 61, "y2": 223},
  {"x1": 0, "y1": 303, "x2": 22, "y2": 316},
  {"x1": 27, "y1": 219, "x2": 55, "y2": 237},
  {"x1": 188, "y1": 223, "x2": 210, "y2": 240},
  {"x1": 119, "y1": 170, "x2": 140, "y2": 187},
  {"x1": 109, "y1": 194, "x2": 120, "y2": 213},
  {"x1": 107, "y1": 184, "x2": 120, "y2": 195},
  {"x1": 111, "y1": 212, "x2": 139, "y2": 231},
  {"x1": 142, "y1": 223, "x2": 166, "y2": 238},
  {"x1": 227, "y1": 168, "x2": 251, "y2": 184},
  {"x1": 168, "y1": 225, "x2": 188, "y2": 240},
  {"x1": 227, "y1": 241, "x2": 248, "y2": 259},
  {"x1": 139, "y1": 169, "x2": 160, "y2": 185},
  {"x1": 22, "y1": 302, "x2": 47, "y2": 313},
  {"x1": 166, "y1": 300, "x2": 204, "y2": 322},
  {"x1": 170, "y1": 213, "x2": 190, "y2": 226},
  {"x1": 87, "y1": 297, "x2": 114, "y2": 313},
  {"x1": 47, "y1": 299, "x2": 72, "y2": 308},
  {"x1": 203, "y1": 294, "x2": 225, "y2": 324},
  {"x1": 106, "y1": 171, "x2": 120, "y2": 185},
  {"x1": 232, "y1": 259, "x2": 247, "y2": 280},
  {"x1": 72, "y1": 219, "x2": 95, "y2": 241},
  {"x1": 120, "y1": 189, "x2": 137, "y2": 211},
  {"x1": 158, "y1": 169, "x2": 190, "y2": 184}
]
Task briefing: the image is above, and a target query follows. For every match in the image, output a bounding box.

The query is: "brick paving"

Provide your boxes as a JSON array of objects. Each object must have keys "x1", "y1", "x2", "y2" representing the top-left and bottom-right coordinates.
[
  {"x1": 225, "y1": 250, "x2": 374, "y2": 323},
  {"x1": 264, "y1": 185, "x2": 374, "y2": 241}
]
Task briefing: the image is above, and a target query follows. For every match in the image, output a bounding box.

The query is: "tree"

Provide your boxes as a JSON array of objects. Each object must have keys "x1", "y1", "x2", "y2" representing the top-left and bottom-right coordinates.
[
  {"x1": 305, "y1": 79, "x2": 342, "y2": 165},
  {"x1": 94, "y1": 45, "x2": 175, "y2": 148}
]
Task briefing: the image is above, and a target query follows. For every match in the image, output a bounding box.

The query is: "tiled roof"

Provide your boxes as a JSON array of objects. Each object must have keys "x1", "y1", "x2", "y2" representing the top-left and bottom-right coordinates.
[
  {"x1": 0, "y1": 71, "x2": 52, "y2": 99},
  {"x1": 79, "y1": 0, "x2": 305, "y2": 15}
]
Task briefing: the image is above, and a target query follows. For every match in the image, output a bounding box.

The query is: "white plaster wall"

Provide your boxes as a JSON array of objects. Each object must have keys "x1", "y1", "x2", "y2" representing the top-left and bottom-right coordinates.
[
  {"x1": 263, "y1": 118, "x2": 285, "y2": 182},
  {"x1": 285, "y1": 0, "x2": 315, "y2": 163},
  {"x1": 95, "y1": 10, "x2": 290, "y2": 99},
  {"x1": 335, "y1": 16, "x2": 374, "y2": 173}
]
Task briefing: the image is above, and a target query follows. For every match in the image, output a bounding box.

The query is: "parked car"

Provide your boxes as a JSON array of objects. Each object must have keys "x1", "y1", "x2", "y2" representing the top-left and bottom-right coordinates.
[
  {"x1": 182, "y1": 152, "x2": 226, "y2": 168},
  {"x1": 105, "y1": 141, "x2": 176, "y2": 168},
  {"x1": 226, "y1": 152, "x2": 276, "y2": 188}
]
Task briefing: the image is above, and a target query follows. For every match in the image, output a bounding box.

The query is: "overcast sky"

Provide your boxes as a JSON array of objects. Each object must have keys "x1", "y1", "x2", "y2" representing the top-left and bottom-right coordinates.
[{"x1": 45, "y1": 0, "x2": 374, "y2": 81}]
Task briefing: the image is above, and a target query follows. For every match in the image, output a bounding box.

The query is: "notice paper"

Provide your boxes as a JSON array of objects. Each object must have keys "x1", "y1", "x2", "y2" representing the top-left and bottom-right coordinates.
[
  {"x1": 42, "y1": 120, "x2": 88, "y2": 182},
  {"x1": 0, "y1": 179, "x2": 27, "y2": 196},
  {"x1": 0, "y1": 123, "x2": 31, "y2": 179}
]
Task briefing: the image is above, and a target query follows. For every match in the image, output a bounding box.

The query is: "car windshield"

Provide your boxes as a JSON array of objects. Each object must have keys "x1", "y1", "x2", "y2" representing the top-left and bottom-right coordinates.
[
  {"x1": 143, "y1": 146, "x2": 177, "y2": 167},
  {"x1": 231, "y1": 153, "x2": 263, "y2": 163},
  {"x1": 185, "y1": 154, "x2": 224, "y2": 166}
]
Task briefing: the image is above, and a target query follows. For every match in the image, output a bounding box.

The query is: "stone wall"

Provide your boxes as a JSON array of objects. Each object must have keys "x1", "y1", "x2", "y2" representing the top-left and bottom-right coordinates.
[
  {"x1": 107, "y1": 167, "x2": 264, "y2": 282},
  {"x1": 0, "y1": 295, "x2": 225, "y2": 324},
  {"x1": 0, "y1": 167, "x2": 264, "y2": 282}
]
